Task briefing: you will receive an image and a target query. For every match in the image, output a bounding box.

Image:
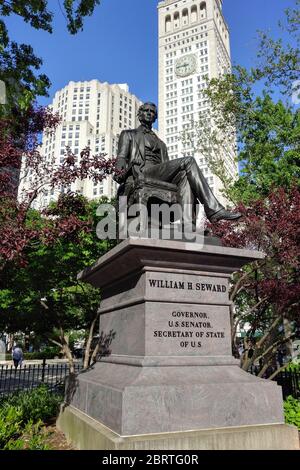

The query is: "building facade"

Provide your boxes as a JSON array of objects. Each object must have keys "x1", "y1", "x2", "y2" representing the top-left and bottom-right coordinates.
[
  {"x1": 158, "y1": 0, "x2": 237, "y2": 203},
  {"x1": 20, "y1": 80, "x2": 142, "y2": 209}
]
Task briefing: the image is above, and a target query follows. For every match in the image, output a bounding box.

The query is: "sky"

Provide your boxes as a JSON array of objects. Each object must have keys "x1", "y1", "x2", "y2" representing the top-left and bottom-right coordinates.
[{"x1": 4, "y1": 0, "x2": 296, "y2": 106}]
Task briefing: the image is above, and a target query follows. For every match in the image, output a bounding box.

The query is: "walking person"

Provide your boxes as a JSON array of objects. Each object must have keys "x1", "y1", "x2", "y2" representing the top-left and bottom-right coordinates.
[{"x1": 12, "y1": 345, "x2": 23, "y2": 369}]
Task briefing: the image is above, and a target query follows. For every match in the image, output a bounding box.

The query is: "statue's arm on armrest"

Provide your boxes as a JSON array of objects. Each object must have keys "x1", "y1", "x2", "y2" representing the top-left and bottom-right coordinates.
[
  {"x1": 113, "y1": 131, "x2": 130, "y2": 184},
  {"x1": 161, "y1": 140, "x2": 170, "y2": 163}
]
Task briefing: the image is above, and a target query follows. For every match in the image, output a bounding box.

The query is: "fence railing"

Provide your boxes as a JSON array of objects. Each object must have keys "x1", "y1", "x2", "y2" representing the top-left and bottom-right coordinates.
[
  {"x1": 272, "y1": 370, "x2": 300, "y2": 400},
  {"x1": 0, "y1": 361, "x2": 83, "y2": 396},
  {"x1": 1, "y1": 361, "x2": 299, "y2": 401}
]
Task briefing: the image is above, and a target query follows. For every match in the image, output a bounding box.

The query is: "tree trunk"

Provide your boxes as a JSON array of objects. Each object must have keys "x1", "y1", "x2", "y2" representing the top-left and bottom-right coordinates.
[
  {"x1": 83, "y1": 312, "x2": 100, "y2": 370},
  {"x1": 283, "y1": 318, "x2": 294, "y2": 360}
]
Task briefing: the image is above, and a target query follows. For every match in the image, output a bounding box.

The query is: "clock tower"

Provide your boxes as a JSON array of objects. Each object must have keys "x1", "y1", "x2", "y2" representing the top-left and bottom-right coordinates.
[{"x1": 158, "y1": 0, "x2": 237, "y2": 203}]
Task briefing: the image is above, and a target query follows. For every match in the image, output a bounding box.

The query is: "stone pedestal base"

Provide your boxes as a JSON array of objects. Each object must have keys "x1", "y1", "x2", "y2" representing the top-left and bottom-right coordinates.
[
  {"x1": 57, "y1": 405, "x2": 299, "y2": 450},
  {"x1": 67, "y1": 361, "x2": 284, "y2": 436},
  {"x1": 64, "y1": 239, "x2": 296, "y2": 450}
]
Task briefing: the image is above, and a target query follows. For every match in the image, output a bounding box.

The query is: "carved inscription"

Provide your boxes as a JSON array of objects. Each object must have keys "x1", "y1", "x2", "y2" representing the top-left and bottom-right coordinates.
[
  {"x1": 148, "y1": 278, "x2": 227, "y2": 293},
  {"x1": 147, "y1": 277, "x2": 229, "y2": 354},
  {"x1": 146, "y1": 273, "x2": 229, "y2": 306},
  {"x1": 153, "y1": 310, "x2": 225, "y2": 349}
]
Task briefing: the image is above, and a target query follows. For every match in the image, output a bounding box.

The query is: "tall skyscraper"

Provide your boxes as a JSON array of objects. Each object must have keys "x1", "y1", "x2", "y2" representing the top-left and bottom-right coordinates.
[
  {"x1": 19, "y1": 80, "x2": 142, "y2": 209},
  {"x1": 158, "y1": 0, "x2": 237, "y2": 203}
]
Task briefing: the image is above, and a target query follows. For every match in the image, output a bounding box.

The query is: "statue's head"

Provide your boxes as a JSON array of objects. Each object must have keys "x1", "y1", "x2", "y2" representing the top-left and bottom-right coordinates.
[{"x1": 138, "y1": 102, "x2": 158, "y2": 125}]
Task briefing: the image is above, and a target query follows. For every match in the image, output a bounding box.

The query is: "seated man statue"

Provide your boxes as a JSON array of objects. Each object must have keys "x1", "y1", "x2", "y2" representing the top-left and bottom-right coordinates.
[{"x1": 113, "y1": 102, "x2": 241, "y2": 225}]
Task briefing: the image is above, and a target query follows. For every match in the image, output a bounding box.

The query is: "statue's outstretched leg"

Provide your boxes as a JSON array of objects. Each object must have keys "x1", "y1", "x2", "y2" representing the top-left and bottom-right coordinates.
[{"x1": 145, "y1": 157, "x2": 241, "y2": 222}]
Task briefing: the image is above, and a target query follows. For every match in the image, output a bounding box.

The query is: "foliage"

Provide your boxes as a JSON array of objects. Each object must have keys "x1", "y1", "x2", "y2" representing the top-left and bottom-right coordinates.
[
  {"x1": 202, "y1": 86, "x2": 300, "y2": 204},
  {"x1": 0, "y1": 197, "x2": 116, "y2": 369},
  {"x1": 23, "y1": 351, "x2": 61, "y2": 360},
  {"x1": 0, "y1": 10, "x2": 116, "y2": 366},
  {"x1": 0, "y1": 385, "x2": 63, "y2": 424},
  {"x1": 0, "y1": 107, "x2": 116, "y2": 269},
  {"x1": 182, "y1": 91, "x2": 300, "y2": 204},
  {"x1": 183, "y1": 1, "x2": 300, "y2": 374},
  {"x1": 210, "y1": 186, "x2": 300, "y2": 373},
  {"x1": 0, "y1": 0, "x2": 114, "y2": 370},
  {"x1": 0, "y1": 0, "x2": 101, "y2": 35},
  {"x1": 0, "y1": 35, "x2": 50, "y2": 119},
  {"x1": 0, "y1": 385, "x2": 61, "y2": 449},
  {"x1": 0, "y1": 0, "x2": 101, "y2": 115},
  {"x1": 230, "y1": 96, "x2": 299, "y2": 203},
  {"x1": 183, "y1": 2, "x2": 300, "y2": 204},
  {"x1": 0, "y1": 405, "x2": 22, "y2": 448},
  {"x1": 253, "y1": 0, "x2": 300, "y2": 96},
  {"x1": 286, "y1": 362, "x2": 300, "y2": 373},
  {"x1": 284, "y1": 396, "x2": 300, "y2": 429},
  {"x1": 3, "y1": 420, "x2": 50, "y2": 450}
]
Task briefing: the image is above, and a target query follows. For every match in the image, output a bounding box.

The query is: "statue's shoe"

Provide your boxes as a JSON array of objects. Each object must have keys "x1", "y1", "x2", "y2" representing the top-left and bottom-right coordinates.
[{"x1": 209, "y1": 209, "x2": 242, "y2": 223}]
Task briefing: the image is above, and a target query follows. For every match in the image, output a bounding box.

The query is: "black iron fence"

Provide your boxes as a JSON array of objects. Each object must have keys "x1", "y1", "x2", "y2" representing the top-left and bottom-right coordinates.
[
  {"x1": 249, "y1": 366, "x2": 300, "y2": 400},
  {"x1": 272, "y1": 370, "x2": 300, "y2": 400},
  {"x1": 0, "y1": 360, "x2": 299, "y2": 401},
  {"x1": 0, "y1": 360, "x2": 83, "y2": 396}
]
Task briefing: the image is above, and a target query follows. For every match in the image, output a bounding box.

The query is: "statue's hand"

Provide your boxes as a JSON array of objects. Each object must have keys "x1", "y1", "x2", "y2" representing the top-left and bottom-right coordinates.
[
  {"x1": 113, "y1": 159, "x2": 126, "y2": 184},
  {"x1": 135, "y1": 175, "x2": 145, "y2": 189}
]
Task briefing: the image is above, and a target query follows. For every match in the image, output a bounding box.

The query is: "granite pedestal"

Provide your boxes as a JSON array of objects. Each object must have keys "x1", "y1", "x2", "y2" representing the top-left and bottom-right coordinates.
[{"x1": 58, "y1": 238, "x2": 299, "y2": 449}]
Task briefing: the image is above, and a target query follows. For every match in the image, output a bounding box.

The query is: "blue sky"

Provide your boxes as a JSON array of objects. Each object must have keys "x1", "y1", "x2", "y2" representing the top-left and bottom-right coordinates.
[{"x1": 5, "y1": 0, "x2": 295, "y2": 106}]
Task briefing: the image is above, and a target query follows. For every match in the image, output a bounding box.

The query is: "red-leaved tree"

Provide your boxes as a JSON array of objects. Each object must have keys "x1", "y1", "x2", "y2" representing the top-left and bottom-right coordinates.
[
  {"x1": 0, "y1": 105, "x2": 116, "y2": 270},
  {"x1": 210, "y1": 186, "x2": 300, "y2": 377}
]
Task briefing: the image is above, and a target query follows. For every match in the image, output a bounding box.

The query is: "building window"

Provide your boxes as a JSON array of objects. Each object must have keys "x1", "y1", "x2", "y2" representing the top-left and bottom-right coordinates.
[
  {"x1": 182, "y1": 8, "x2": 189, "y2": 26},
  {"x1": 165, "y1": 14, "x2": 171, "y2": 33}
]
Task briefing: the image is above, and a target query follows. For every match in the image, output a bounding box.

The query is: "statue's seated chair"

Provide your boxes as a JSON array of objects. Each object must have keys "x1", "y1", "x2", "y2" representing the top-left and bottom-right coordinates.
[
  {"x1": 117, "y1": 176, "x2": 177, "y2": 206},
  {"x1": 117, "y1": 176, "x2": 178, "y2": 233},
  {"x1": 116, "y1": 176, "x2": 214, "y2": 241}
]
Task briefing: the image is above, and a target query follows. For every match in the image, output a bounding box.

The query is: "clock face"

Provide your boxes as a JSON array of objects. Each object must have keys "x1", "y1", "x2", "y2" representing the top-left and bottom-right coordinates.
[{"x1": 175, "y1": 54, "x2": 197, "y2": 77}]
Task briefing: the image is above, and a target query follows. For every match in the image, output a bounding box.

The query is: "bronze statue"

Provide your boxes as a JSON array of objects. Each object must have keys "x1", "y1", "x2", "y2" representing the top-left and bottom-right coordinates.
[{"x1": 114, "y1": 102, "x2": 241, "y2": 225}]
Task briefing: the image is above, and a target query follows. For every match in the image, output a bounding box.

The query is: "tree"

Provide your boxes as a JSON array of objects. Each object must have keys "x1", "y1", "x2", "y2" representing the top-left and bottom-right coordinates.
[
  {"x1": 0, "y1": 0, "x2": 117, "y2": 374},
  {"x1": 227, "y1": 94, "x2": 299, "y2": 204},
  {"x1": 182, "y1": 1, "x2": 300, "y2": 204},
  {"x1": 210, "y1": 186, "x2": 300, "y2": 376},
  {"x1": 0, "y1": 108, "x2": 116, "y2": 270},
  {"x1": 184, "y1": 1, "x2": 300, "y2": 374},
  {"x1": 0, "y1": 0, "x2": 112, "y2": 269},
  {"x1": 0, "y1": 0, "x2": 101, "y2": 115},
  {"x1": 0, "y1": 197, "x2": 117, "y2": 372},
  {"x1": 253, "y1": 0, "x2": 300, "y2": 97}
]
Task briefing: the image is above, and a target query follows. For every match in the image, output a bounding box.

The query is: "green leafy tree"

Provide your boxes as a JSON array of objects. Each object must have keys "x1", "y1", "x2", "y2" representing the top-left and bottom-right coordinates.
[
  {"x1": 182, "y1": 1, "x2": 300, "y2": 204},
  {"x1": 253, "y1": 0, "x2": 300, "y2": 97},
  {"x1": 183, "y1": 1, "x2": 300, "y2": 375},
  {"x1": 0, "y1": 196, "x2": 117, "y2": 371},
  {"x1": 210, "y1": 186, "x2": 300, "y2": 376},
  {"x1": 228, "y1": 94, "x2": 299, "y2": 203},
  {"x1": 0, "y1": 0, "x2": 101, "y2": 115}
]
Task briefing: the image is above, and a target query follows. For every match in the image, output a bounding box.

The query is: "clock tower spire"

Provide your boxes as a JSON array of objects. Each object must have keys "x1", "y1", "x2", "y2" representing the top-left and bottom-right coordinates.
[{"x1": 157, "y1": 0, "x2": 236, "y2": 205}]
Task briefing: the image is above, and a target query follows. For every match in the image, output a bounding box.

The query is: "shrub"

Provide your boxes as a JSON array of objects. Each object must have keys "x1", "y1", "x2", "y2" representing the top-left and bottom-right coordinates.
[
  {"x1": 0, "y1": 385, "x2": 63, "y2": 424},
  {"x1": 2, "y1": 351, "x2": 61, "y2": 361},
  {"x1": 0, "y1": 386, "x2": 63, "y2": 449},
  {"x1": 0, "y1": 406, "x2": 23, "y2": 448},
  {"x1": 23, "y1": 352, "x2": 59, "y2": 360},
  {"x1": 286, "y1": 362, "x2": 300, "y2": 373},
  {"x1": 4, "y1": 421, "x2": 50, "y2": 450},
  {"x1": 284, "y1": 396, "x2": 300, "y2": 429}
]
